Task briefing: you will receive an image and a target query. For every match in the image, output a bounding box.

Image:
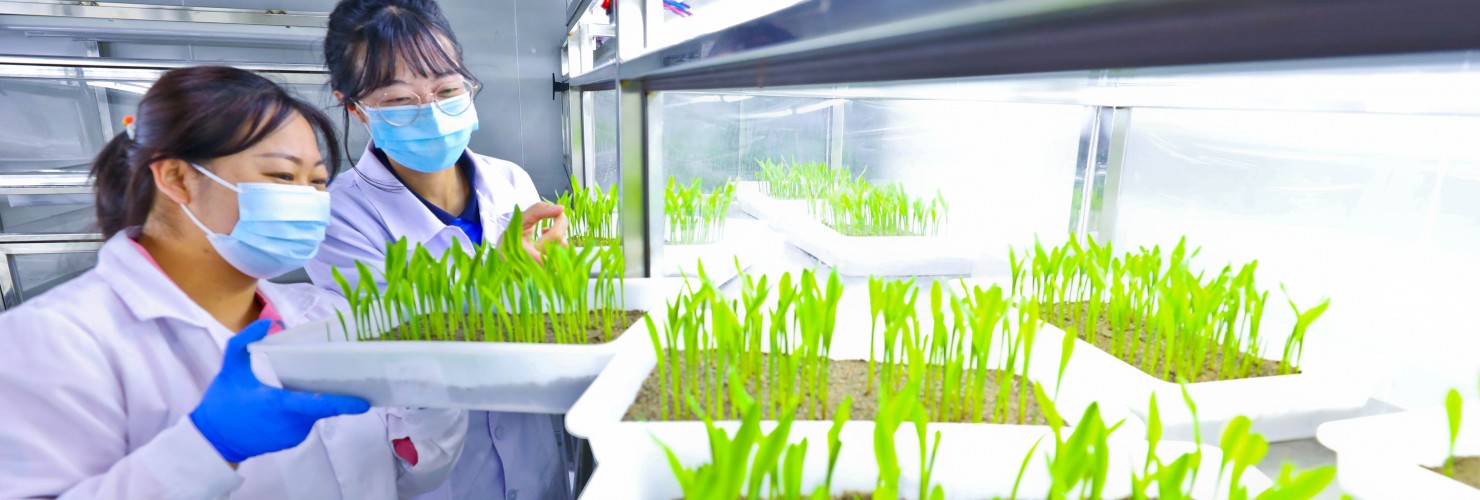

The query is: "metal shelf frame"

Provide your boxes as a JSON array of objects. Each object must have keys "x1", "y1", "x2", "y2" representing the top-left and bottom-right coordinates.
[
  {"x1": 0, "y1": 0, "x2": 328, "y2": 28},
  {"x1": 559, "y1": 0, "x2": 1480, "y2": 279}
]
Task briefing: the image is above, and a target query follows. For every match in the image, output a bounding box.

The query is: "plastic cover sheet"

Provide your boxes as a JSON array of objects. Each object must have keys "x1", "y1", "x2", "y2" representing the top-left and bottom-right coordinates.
[
  {"x1": 591, "y1": 90, "x2": 619, "y2": 188},
  {"x1": 1112, "y1": 107, "x2": 1480, "y2": 408},
  {"x1": 0, "y1": 194, "x2": 96, "y2": 234},
  {"x1": 12, "y1": 252, "x2": 98, "y2": 301},
  {"x1": 0, "y1": 79, "x2": 104, "y2": 172},
  {"x1": 658, "y1": 92, "x2": 829, "y2": 187}
]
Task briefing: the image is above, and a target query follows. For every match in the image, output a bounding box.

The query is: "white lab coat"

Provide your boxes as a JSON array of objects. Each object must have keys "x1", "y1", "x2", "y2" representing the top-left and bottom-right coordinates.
[
  {"x1": 306, "y1": 145, "x2": 568, "y2": 500},
  {"x1": 0, "y1": 231, "x2": 466, "y2": 500}
]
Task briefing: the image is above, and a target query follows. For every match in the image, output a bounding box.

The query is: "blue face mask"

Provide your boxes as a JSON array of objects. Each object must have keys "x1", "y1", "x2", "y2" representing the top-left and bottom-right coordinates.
[
  {"x1": 180, "y1": 163, "x2": 332, "y2": 279},
  {"x1": 363, "y1": 93, "x2": 479, "y2": 173}
]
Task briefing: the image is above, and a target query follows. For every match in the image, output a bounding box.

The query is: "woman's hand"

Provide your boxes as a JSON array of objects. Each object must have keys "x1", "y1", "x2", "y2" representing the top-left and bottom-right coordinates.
[
  {"x1": 190, "y1": 319, "x2": 371, "y2": 464},
  {"x1": 519, "y1": 202, "x2": 569, "y2": 262}
]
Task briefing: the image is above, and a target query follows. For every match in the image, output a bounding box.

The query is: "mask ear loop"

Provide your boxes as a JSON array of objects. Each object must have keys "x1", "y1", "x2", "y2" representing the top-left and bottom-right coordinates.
[{"x1": 179, "y1": 162, "x2": 241, "y2": 237}]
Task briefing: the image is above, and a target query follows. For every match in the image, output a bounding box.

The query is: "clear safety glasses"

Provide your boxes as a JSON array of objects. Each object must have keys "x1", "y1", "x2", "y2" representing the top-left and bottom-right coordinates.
[{"x1": 357, "y1": 80, "x2": 480, "y2": 127}]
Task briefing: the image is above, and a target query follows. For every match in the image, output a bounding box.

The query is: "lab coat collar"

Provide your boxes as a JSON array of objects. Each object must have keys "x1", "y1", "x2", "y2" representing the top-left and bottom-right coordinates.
[
  {"x1": 94, "y1": 230, "x2": 322, "y2": 330},
  {"x1": 351, "y1": 143, "x2": 516, "y2": 251}
]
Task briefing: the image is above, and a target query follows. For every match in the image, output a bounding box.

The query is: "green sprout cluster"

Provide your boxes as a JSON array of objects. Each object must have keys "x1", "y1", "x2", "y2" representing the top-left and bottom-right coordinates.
[
  {"x1": 658, "y1": 345, "x2": 947, "y2": 500},
  {"x1": 557, "y1": 175, "x2": 621, "y2": 246},
  {"x1": 666, "y1": 177, "x2": 736, "y2": 245},
  {"x1": 867, "y1": 278, "x2": 1053, "y2": 425},
  {"x1": 1011, "y1": 234, "x2": 1331, "y2": 382},
  {"x1": 756, "y1": 158, "x2": 849, "y2": 199},
  {"x1": 1001, "y1": 384, "x2": 1337, "y2": 500},
  {"x1": 332, "y1": 208, "x2": 627, "y2": 343},
  {"x1": 646, "y1": 264, "x2": 845, "y2": 421},
  {"x1": 813, "y1": 175, "x2": 947, "y2": 237},
  {"x1": 756, "y1": 158, "x2": 948, "y2": 237}
]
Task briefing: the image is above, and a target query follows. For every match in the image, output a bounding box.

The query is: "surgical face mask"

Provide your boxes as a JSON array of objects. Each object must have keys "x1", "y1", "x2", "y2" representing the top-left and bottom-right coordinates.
[
  {"x1": 362, "y1": 93, "x2": 479, "y2": 173},
  {"x1": 179, "y1": 163, "x2": 332, "y2": 279}
]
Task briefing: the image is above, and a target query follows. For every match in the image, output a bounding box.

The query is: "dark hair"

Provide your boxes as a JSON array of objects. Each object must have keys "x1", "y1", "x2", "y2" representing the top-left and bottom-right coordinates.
[
  {"x1": 90, "y1": 65, "x2": 343, "y2": 238},
  {"x1": 325, "y1": 0, "x2": 477, "y2": 102}
]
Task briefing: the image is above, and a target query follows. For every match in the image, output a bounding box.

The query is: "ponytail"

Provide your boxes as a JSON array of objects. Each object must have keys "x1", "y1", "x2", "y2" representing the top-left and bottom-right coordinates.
[{"x1": 90, "y1": 132, "x2": 156, "y2": 238}]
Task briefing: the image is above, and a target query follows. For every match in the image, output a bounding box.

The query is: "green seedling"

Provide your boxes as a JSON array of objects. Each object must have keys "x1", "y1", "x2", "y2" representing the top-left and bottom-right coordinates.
[
  {"x1": 554, "y1": 175, "x2": 620, "y2": 246},
  {"x1": 757, "y1": 158, "x2": 848, "y2": 199},
  {"x1": 1448, "y1": 387, "x2": 1464, "y2": 478},
  {"x1": 1021, "y1": 236, "x2": 1329, "y2": 384},
  {"x1": 1255, "y1": 464, "x2": 1337, "y2": 500},
  {"x1": 336, "y1": 207, "x2": 627, "y2": 345},
  {"x1": 666, "y1": 177, "x2": 736, "y2": 245},
  {"x1": 1280, "y1": 286, "x2": 1330, "y2": 376}
]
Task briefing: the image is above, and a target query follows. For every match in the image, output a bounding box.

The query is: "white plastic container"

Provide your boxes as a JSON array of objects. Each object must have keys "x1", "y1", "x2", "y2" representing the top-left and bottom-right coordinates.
[
  {"x1": 1038, "y1": 322, "x2": 1370, "y2": 444},
  {"x1": 734, "y1": 182, "x2": 976, "y2": 277},
  {"x1": 661, "y1": 218, "x2": 766, "y2": 280},
  {"x1": 581, "y1": 419, "x2": 1267, "y2": 499},
  {"x1": 250, "y1": 279, "x2": 687, "y2": 414},
  {"x1": 1318, "y1": 402, "x2": 1480, "y2": 499}
]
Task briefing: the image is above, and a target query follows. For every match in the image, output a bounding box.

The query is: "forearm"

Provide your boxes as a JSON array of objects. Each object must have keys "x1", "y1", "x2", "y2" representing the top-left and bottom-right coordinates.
[{"x1": 32, "y1": 417, "x2": 242, "y2": 500}]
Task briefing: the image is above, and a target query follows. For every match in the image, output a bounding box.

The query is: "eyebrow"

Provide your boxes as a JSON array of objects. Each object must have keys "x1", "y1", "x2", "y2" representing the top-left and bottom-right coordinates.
[{"x1": 258, "y1": 152, "x2": 326, "y2": 167}]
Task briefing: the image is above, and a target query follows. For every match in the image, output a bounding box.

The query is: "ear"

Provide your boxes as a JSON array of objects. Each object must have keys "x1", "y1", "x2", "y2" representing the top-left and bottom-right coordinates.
[
  {"x1": 151, "y1": 158, "x2": 196, "y2": 206},
  {"x1": 335, "y1": 90, "x2": 369, "y2": 124}
]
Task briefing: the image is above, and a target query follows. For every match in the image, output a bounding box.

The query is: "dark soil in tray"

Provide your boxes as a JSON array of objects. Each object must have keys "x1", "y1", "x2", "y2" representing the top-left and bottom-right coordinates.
[
  {"x1": 1046, "y1": 301, "x2": 1287, "y2": 383},
  {"x1": 1426, "y1": 456, "x2": 1480, "y2": 490},
  {"x1": 625, "y1": 354, "x2": 1046, "y2": 425},
  {"x1": 377, "y1": 310, "x2": 645, "y2": 344}
]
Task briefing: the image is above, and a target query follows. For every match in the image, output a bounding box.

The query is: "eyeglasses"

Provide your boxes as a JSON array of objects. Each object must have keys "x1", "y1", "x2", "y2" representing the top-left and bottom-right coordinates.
[{"x1": 356, "y1": 80, "x2": 481, "y2": 127}]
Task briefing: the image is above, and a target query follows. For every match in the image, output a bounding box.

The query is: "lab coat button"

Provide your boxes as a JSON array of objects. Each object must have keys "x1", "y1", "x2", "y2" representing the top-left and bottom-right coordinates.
[
  {"x1": 494, "y1": 426, "x2": 506, "y2": 440},
  {"x1": 508, "y1": 489, "x2": 518, "y2": 500}
]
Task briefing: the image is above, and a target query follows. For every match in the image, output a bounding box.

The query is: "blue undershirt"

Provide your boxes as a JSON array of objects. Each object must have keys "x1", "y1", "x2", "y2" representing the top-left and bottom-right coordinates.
[{"x1": 375, "y1": 148, "x2": 484, "y2": 245}]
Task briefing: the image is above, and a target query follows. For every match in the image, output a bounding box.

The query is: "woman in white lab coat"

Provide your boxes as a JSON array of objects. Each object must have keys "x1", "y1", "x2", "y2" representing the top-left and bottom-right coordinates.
[
  {"x1": 0, "y1": 66, "x2": 464, "y2": 499},
  {"x1": 306, "y1": 1, "x2": 571, "y2": 499}
]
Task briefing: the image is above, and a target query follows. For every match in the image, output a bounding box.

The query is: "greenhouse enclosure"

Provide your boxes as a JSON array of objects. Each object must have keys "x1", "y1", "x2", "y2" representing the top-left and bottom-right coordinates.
[
  {"x1": 1, "y1": 0, "x2": 1479, "y2": 498},
  {"x1": 557, "y1": 0, "x2": 1480, "y2": 498}
]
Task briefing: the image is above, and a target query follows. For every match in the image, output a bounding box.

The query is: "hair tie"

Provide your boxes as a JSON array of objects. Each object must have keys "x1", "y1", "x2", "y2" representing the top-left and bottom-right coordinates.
[{"x1": 122, "y1": 116, "x2": 137, "y2": 141}]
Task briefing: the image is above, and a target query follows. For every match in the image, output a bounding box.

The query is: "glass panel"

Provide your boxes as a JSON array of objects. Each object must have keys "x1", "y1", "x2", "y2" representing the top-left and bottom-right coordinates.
[
  {"x1": 0, "y1": 193, "x2": 96, "y2": 234},
  {"x1": 650, "y1": 85, "x2": 1085, "y2": 278},
  {"x1": 840, "y1": 99, "x2": 1082, "y2": 253},
  {"x1": 11, "y1": 251, "x2": 98, "y2": 302},
  {"x1": 1112, "y1": 107, "x2": 1480, "y2": 406},
  {"x1": 590, "y1": 90, "x2": 620, "y2": 188},
  {"x1": 0, "y1": 78, "x2": 107, "y2": 173}
]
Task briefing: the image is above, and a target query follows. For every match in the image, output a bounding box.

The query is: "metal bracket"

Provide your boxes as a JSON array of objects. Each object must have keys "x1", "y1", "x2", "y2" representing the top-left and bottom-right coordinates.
[
  {"x1": 1067, "y1": 105, "x2": 1130, "y2": 239},
  {"x1": 552, "y1": 73, "x2": 571, "y2": 100}
]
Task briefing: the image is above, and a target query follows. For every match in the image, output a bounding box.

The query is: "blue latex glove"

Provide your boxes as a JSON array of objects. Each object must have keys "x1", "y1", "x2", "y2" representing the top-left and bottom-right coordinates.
[{"x1": 191, "y1": 319, "x2": 371, "y2": 463}]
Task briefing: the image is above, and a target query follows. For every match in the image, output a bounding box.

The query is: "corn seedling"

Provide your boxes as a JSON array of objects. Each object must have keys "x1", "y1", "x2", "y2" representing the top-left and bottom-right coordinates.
[
  {"x1": 1029, "y1": 382, "x2": 1121, "y2": 500},
  {"x1": 1020, "y1": 234, "x2": 1329, "y2": 383},
  {"x1": 1448, "y1": 388, "x2": 1464, "y2": 478},
  {"x1": 756, "y1": 158, "x2": 849, "y2": 199},
  {"x1": 656, "y1": 379, "x2": 857, "y2": 500},
  {"x1": 1256, "y1": 464, "x2": 1337, "y2": 500},
  {"x1": 554, "y1": 175, "x2": 621, "y2": 246},
  {"x1": 645, "y1": 266, "x2": 843, "y2": 421},
  {"x1": 332, "y1": 207, "x2": 627, "y2": 344},
  {"x1": 666, "y1": 177, "x2": 736, "y2": 244},
  {"x1": 867, "y1": 277, "x2": 1053, "y2": 425},
  {"x1": 812, "y1": 173, "x2": 947, "y2": 237}
]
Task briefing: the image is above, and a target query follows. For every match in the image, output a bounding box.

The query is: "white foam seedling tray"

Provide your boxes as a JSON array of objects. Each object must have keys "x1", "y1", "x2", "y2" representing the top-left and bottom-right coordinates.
[
  {"x1": 566, "y1": 284, "x2": 1124, "y2": 438},
  {"x1": 661, "y1": 218, "x2": 766, "y2": 281},
  {"x1": 249, "y1": 278, "x2": 688, "y2": 414},
  {"x1": 581, "y1": 420, "x2": 1267, "y2": 499},
  {"x1": 1037, "y1": 322, "x2": 1369, "y2": 444},
  {"x1": 1318, "y1": 402, "x2": 1480, "y2": 499},
  {"x1": 734, "y1": 182, "x2": 976, "y2": 277}
]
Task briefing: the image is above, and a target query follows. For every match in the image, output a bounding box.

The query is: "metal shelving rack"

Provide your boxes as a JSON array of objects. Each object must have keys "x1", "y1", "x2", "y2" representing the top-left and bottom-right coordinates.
[
  {"x1": 560, "y1": 0, "x2": 1480, "y2": 278},
  {"x1": 0, "y1": 1, "x2": 332, "y2": 310}
]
